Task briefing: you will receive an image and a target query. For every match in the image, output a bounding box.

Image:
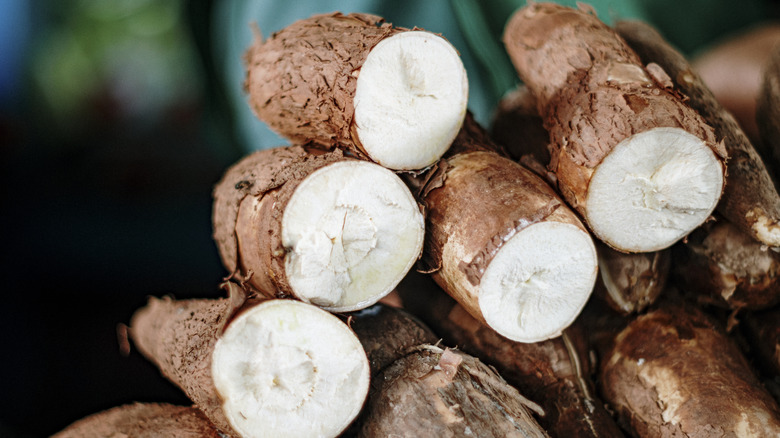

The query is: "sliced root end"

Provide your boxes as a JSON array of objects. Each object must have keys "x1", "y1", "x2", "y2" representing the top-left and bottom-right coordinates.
[
  {"x1": 586, "y1": 127, "x2": 724, "y2": 252},
  {"x1": 212, "y1": 300, "x2": 370, "y2": 438},
  {"x1": 282, "y1": 161, "x2": 425, "y2": 311},
  {"x1": 479, "y1": 221, "x2": 598, "y2": 343},
  {"x1": 354, "y1": 31, "x2": 468, "y2": 170}
]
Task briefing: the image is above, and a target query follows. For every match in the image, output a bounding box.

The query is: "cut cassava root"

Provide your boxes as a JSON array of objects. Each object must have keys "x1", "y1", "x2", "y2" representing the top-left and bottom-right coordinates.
[
  {"x1": 130, "y1": 288, "x2": 370, "y2": 438},
  {"x1": 616, "y1": 19, "x2": 780, "y2": 249},
  {"x1": 244, "y1": 12, "x2": 468, "y2": 170},
  {"x1": 349, "y1": 304, "x2": 549, "y2": 437},
  {"x1": 413, "y1": 117, "x2": 597, "y2": 343},
  {"x1": 52, "y1": 403, "x2": 221, "y2": 438},
  {"x1": 213, "y1": 145, "x2": 424, "y2": 312},
  {"x1": 601, "y1": 300, "x2": 780, "y2": 436},
  {"x1": 503, "y1": 3, "x2": 726, "y2": 253}
]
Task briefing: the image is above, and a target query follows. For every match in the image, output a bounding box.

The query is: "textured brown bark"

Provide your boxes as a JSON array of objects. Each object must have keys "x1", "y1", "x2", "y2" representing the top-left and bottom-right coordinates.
[
  {"x1": 616, "y1": 19, "x2": 780, "y2": 248},
  {"x1": 412, "y1": 117, "x2": 590, "y2": 336},
  {"x1": 596, "y1": 242, "x2": 669, "y2": 314},
  {"x1": 503, "y1": 3, "x2": 725, "y2": 226},
  {"x1": 244, "y1": 12, "x2": 401, "y2": 156},
  {"x1": 52, "y1": 403, "x2": 221, "y2": 438},
  {"x1": 396, "y1": 273, "x2": 624, "y2": 438},
  {"x1": 129, "y1": 294, "x2": 242, "y2": 437},
  {"x1": 601, "y1": 300, "x2": 780, "y2": 437},
  {"x1": 673, "y1": 219, "x2": 780, "y2": 310},
  {"x1": 348, "y1": 302, "x2": 549, "y2": 437},
  {"x1": 758, "y1": 44, "x2": 780, "y2": 183},
  {"x1": 743, "y1": 306, "x2": 780, "y2": 377},
  {"x1": 212, "y1": 146, "x2": 346, "y2": 299}
]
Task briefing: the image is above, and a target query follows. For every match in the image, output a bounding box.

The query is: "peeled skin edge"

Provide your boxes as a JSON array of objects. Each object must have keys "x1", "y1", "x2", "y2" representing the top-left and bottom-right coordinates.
[
  {"x1": 479, "y1": 221, "x2": 598, "y2": 343},
  {"x1": 212, "y1": 300, "x2": 370, "y2": 438},
  {"x1": 281, "y1": 160, "x2": 425, "y2": 312},
  {"x1": 586, "y1": 127, "x2": 724, "y2": 252},
  {"x1": 353, "y1": 31, "x2": 468, "y2": 170}
]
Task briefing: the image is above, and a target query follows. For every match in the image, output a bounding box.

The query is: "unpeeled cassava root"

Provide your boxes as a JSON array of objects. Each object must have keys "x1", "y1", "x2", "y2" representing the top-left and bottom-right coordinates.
[
  {"x1": 212, "y1": 145, "x2": 424, "y2": 312},
  {"x1": 349, "y1": 304, "x2": 549, "y2": 437},
  {"x1": 396, "y1": 272, "x2": 624, "y2": 438},
  {"x1": 491, "y1": 85, "x2": 669, "y2": 315},
  {"x1": 615, "y1": 19, "x2": 780, "y2": 249},
  {"x1": 244, "y1": 12, "x2": 468, "y2": 170},
  {"x1": 601, "y1": 300, "x2": 780, "y2": 436},
  {"x1": 129, "y1": 285, "x2": 370, "y2": 438},
  {"x1": 412, "y1": 117, "x2": 597, "y2": 343},
  {"x1": 673, "y1": 218, "x2": 780, "y2": 310},
  {"x1": 504, "y1": 3, "x2": 726, "y2": 253},
  {"x1": 52, "y1": 403, "x2": 221, "y2": 438},
  {"x1": 758, "y1": 43, "x2": 780, "y2": 182}
]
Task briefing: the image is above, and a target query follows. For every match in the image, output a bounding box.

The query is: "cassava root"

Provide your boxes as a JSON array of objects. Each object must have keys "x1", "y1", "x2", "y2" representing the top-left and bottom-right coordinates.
[
  {"x1": 130, "y1": 285, "x2": 370, "y2": 438},
  {"x1": 244, "y1": 12, "x2": 468, "y2": 170}
]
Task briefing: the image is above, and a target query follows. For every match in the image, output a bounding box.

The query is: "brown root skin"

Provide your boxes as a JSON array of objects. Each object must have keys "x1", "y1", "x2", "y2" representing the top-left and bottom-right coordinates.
[
  {"x1": 504, "y1": 4, "x2": 725, "y2": 252},
  {"x1": 212, "y1": 145, "x2": 343, "y2": 281},
  {"x1": 244, "y1": 12, "x2": 399, "y2": 155},
  {"x1": 673, "y1": 219, "x2": 780, "y2": 310},
  {"x1": 396, "y1": 272, "x2": 624, "y2": 438},
  {"x1": 616, "y1": 20, "x2": 780, "y2": 249},
  {"x1": 358, "y1": 345, "x2": 549, "y2": 438},
  {"x1": 596, "y1": 242, "x2": 670, "y2": 315},
  {"x1": 693, "y1": 23, "x2": 780, "y2": 143},
  {"x1": 52, "y1": 403, "x2": 222, "y2": 438},
  {"x1": 409, "y1": 116, "x2": 592, "y2": 343},
  {"x1": 349, "y1": 303, "x2": 439, "y2": 375},
  {"x1": 601, "y1": 300, "x2": 780, "y2": 437},
  {"x1": 129, "y1": 294, "x2": 242, "y2": 437},
  {"x1": 758, "y1": 43, "x2": 780, "y2": 183}
]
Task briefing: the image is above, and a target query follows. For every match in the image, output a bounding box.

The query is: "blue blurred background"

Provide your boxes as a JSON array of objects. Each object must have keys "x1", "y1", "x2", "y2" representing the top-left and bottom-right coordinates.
[{"x1": 1, "y1": 0, "x2": 777, "y2": 436}]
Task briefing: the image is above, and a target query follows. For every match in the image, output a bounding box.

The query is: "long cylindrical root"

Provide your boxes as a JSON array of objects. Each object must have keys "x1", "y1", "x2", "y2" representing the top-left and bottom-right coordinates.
[
  {"x1": 673, "y1": 219, "x2": 780, "y2": 310},
  {"x1": 600, "y1": 301, "x2": 780, "y2": 436},
  {"x1": 396, "y1": 274, "x2": 624, "y2": 438},
  {"x1": 212, "y1": 146, "x2": 424, "y2": 312},
  {"x1": 503, "y1": 3, "x2": 726, "y2": 253},
  {"x1": 349, "y1": 304, "x2": 549, "y2": 438},
  {"x1": 414, "y1": 118, "x2": 597, "y2": 343},
  {"x1": 130, "y1": 292, "x2": 370, "y2": 438},
  {"x1": 596, "y1": 242, "x2": 670, "y2": 314},
  {"x1": 244, "y1": 12, "x2": 468, "y2": 170},
  {"x1": 615, "y1": 19, "x2": 780, "y2": 249},
  {"x1": 52, "y1": 403, "x2": 222, "y2": 438}
]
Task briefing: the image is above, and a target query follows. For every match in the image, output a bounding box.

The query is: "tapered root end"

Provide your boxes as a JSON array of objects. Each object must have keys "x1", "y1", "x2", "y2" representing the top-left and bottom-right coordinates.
[
  {"x1": 282, "y1": 161, "x2": 424, "y2": 311},
  {"x1": 354, "y1": 31, "x2": 468, "y2": 170},
  {"x1": 479, "y1": 221, "x2": 598, "y2": 343},
  {"x1": 212, "y1": 300, "x2": 370, "y2": 438},
  {"x1": 586, "y1": 127, "x2": 724, "y2": 252}
]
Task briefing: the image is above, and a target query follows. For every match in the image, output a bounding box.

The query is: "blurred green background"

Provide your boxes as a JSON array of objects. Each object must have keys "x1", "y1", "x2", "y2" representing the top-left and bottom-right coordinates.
[{"x1": 1, "y1": 0, "x2": 777, "y2": 436}]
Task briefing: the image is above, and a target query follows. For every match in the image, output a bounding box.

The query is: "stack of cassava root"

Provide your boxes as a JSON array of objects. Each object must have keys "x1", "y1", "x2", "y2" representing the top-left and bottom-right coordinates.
[{"x1": 55, "y1": 3, "x2": 780, "y2": 437}]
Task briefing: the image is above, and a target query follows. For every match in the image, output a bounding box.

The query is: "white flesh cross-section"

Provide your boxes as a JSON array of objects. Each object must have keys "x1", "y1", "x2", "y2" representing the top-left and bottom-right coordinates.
[
  {"x1": 282, "y1": 161, "x2": 424, "y2": 312},
  {"x1": 479, "y1": 221, "x2": 598, "y2": 343},
  {"x1": 353, "y1": 31, "x2": 468, "y2": 170},
  {"x1": 212, "y1": 300, "x2": 370, "y2": 438},
  {"x1": 586, "y1": 127, "x2": 724, "y2": 252}
]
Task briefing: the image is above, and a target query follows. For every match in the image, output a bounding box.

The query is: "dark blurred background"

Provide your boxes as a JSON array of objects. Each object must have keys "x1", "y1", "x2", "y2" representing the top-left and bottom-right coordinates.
[{"x1": 1, "y1": 0, "x2": 778, "y2": 436}]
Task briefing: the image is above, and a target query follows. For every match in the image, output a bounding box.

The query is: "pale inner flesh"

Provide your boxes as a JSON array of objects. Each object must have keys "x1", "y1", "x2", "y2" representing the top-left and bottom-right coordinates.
[
  {"x1": 353, "y1": 31, "x2": 468, "y2": 170},
  {"x1": 479, "y1": 221, "x2": 598, "y2": 343},
  {"x1": 212, "y1": 300, "x2": 370, "y2": 438},
  {"x1": 282, "y1": 161, "x2": 424, "y2": 311},
  {"x1": 586, "y1": 127, "x2": 724, "y2": 252}
]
